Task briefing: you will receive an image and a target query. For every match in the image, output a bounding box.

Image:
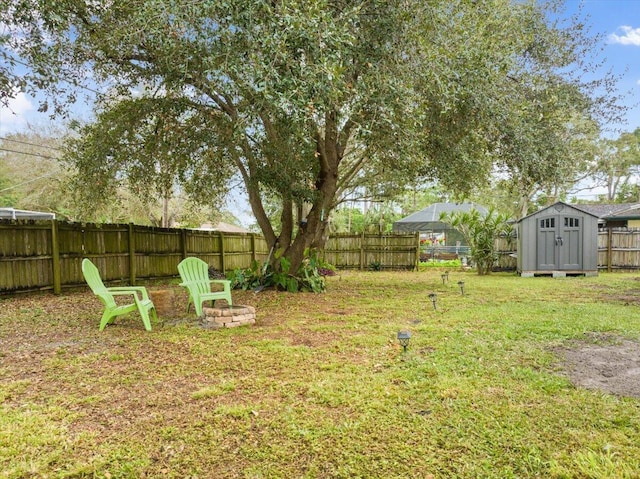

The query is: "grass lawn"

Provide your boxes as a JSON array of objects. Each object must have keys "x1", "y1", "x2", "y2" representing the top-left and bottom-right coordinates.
[{"x1": 2, "y1": 270, "x2": 640, "y2": 478}]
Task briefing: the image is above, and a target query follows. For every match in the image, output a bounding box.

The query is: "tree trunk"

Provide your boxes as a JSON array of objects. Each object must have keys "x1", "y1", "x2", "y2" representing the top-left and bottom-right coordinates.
[
  {"x1": 162, "y1": 193, "x2": 170, "y2": 228},
  {"x1": 284, "y1": 115, "x2": 341, "y2": 273},
  {"x1": 285, "y1": 193, "x2": 336, "y2": 273},
  {"x1": 242, "y1": 110, "x2": 343, "y2": 278}
]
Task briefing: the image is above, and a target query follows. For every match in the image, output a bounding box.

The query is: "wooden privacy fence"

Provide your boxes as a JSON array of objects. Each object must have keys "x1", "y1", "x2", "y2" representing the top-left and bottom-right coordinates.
[
  {"x1": 496, "y1": 229, "x2": 640, "y2": 272},
  {"x1": 323, "y1": 232, "x2": 421, "y2": 270},
  {"x1": 598, "y1": 228, "x2": 640, "y2": 272},
  {"x1": 0, "y1": 223, "x2": 424, "y2": 293},
  {"x1": 5, "y1": 221, "x2": 640, "y2": 294},
  {"x1": 0, "y1": 220, "x2": 269, "y2": 294},
  {"x1": 324, "y1": 230, "x2": 640, "y2": 273}
]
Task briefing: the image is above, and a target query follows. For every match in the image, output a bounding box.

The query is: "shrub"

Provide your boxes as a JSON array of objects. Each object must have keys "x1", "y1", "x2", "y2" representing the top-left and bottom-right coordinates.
[
  {"x1": 368, "y1": 260, "x2": 382, "y2": 271},
  {"x1": 419, "y1": 259, "x2": 461, "y2": 269},
  {"x1": 440, "y1": 208, "x2": 511, "y2": 275}
]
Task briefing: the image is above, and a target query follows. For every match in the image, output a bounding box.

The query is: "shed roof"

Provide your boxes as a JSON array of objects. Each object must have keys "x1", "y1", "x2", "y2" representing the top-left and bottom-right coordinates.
[
  {"x1": 0, "y1": 207, "x2": 56, "y2": 220},
  {"x1": 517, "y1": 201, "x2": 599, "y2": 223}
]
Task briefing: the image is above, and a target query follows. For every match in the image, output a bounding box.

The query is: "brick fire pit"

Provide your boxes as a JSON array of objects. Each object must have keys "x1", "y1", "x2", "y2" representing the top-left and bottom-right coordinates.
[{"x1": 201, "y1": 305, "x2": 256, "y2": 329}]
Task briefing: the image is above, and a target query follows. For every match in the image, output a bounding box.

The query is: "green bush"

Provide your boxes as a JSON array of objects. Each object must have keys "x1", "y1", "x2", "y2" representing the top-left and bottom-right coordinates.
[
  {"x1": 368, "y1": 260, "x2": 382, "y2": 271},
  {"x1": 440, "y1": 208, "x2": 511, "y2": 275},
  {"x1": 419, "y1": 259, "x2": 461, "y2": 268}
]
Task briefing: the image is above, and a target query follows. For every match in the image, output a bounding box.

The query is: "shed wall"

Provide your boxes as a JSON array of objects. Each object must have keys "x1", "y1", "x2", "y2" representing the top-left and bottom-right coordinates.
[{"x1": 583, "y1": 215, "x2": 598, "y2": 270}]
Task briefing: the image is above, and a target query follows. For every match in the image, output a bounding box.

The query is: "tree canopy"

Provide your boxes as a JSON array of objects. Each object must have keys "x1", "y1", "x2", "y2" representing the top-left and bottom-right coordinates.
[
  {"x1": 591, "y1": 128, "x2": 640, "y2": 202},
  {"x1": 0, "y1": 0, "x2": 619, "y2": 272}
]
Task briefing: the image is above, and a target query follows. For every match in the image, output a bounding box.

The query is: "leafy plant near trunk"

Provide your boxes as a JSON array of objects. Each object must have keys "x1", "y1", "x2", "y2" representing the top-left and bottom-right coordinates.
[{"x1": 227, "y1": 249, "x2": 331, "y2": 292}]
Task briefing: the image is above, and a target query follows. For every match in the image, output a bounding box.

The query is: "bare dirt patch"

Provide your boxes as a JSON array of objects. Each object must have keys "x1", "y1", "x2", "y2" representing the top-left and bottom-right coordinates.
[{"x1": 555, "y1": 333, "x2": 640, "y2": 399}]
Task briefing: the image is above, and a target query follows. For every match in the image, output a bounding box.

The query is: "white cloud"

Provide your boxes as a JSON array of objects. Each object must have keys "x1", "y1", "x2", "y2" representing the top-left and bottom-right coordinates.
[
  {"x1": 0, "y1": 92, "x2": 34, "y2": 134},
  {"x1": 609, "y1": 26, "x2": 640, "y2": 46}
]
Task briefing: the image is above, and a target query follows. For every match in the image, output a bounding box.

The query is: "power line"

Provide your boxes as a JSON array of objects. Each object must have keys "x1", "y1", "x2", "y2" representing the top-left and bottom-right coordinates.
[
  {"x1": 0, "y1": 136, "x2": 63, "y2": 152},
  {"x1": 0, "y1": 147, "x2": 59, "y2": 160},
  {"x1": 0, "y1": 170, "x2": 61, "y2": 193}
]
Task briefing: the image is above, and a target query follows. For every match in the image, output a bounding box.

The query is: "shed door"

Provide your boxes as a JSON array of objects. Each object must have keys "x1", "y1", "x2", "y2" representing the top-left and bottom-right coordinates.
[
  {"x1": 536, "y1": 215, "x2": 582, "y2": 270},
  {"x1": 559, "y1": 216, "x2": 582, "y2": 270},
  {"x1": 537, "y1": 216, "x2": 558, "y2": 270}
]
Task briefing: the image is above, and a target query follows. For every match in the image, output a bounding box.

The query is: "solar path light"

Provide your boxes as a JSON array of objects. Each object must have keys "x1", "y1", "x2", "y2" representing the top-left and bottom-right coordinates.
[
  {"x1": 458, "y1": 280, "x2": 465, "y2": 295},
  {"x1": 397, "y1": 330, "x2": 411, "y2": 352},
  {"x1": 428, "y1": 292, "x2": 437, "y2": 310}
]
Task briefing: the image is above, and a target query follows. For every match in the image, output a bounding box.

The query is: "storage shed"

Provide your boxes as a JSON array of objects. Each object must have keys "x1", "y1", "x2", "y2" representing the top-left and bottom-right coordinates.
[{"x1": 517, "y1": 202, "x2": 598, "y2": 277}]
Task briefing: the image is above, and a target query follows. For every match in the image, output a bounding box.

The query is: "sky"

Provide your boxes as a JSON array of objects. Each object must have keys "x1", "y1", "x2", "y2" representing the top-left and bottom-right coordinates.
[{"x1": 565, "y1": 0, "x2": 640, "y2": 133}]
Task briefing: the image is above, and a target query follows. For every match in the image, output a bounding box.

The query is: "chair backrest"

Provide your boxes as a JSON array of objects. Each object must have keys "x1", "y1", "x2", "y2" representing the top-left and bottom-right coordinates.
[
  {"x1": 177, "y1": 257, "x2": 211, "y2": 295},
  {"x1": 82, "y1": 258, "x2": 115, "y2": 307}
]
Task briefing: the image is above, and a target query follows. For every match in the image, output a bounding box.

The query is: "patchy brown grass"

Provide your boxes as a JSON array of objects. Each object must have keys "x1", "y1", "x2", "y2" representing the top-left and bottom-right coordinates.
[{"x1": 2, "y1": 271, "x2": 640, "y2": 478}]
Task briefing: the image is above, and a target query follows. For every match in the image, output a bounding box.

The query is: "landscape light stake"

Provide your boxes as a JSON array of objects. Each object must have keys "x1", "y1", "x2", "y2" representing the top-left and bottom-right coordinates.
[
  {"x1": 441, "y1": 273, "x2": 447, "y2": 284},
  {"x1": 428, "y1": 292, "x2": 437, "y2": 310},
  {"x1": 458, "y1": 280, "x2": 465, "y2": 295},
  {"x1": 397, "y1": 330, "x2": 411, "y2": 352}
]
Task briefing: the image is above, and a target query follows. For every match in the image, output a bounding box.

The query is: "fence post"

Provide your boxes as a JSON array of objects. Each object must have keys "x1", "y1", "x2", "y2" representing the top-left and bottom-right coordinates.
[
  {"x1": 50, "y1": 220, "x2": 61, "y2": 294},
  {"x1": 251, "y1": 233, "x2": 257, "y2": 263},
  {"x1": 360, "y1": 232, "x2": 365, "y2": 270},
  {"x1": 181, "y1": 228, "x2": 188, "y2": 259},
  {"x1": 219, "y1": 231, "x2": 226, "y2": 272},
  {"x1": 128, "y1": 223, "x2": 136, "y2": 285},
  {"x1": 607, "y1": 227, "x2": 613, "y2": 273},
  {"x1": 415, "y1": 231, "x2": 420, "y2": 271}
]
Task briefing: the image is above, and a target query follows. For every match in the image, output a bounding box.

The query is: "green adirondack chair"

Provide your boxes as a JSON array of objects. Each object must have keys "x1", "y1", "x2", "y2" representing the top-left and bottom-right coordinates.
[
  {"x1": 178, "y1": 257, "x2": 232, "y2": 317},
  {"x1": 81, "y1": 258, "x2": 157, "y2": 331}
]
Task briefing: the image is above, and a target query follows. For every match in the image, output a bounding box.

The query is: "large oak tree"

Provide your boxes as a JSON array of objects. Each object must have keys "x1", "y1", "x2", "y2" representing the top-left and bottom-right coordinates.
[{"x1": 1, "y1": 0, "x2": 617, "y2": 272}]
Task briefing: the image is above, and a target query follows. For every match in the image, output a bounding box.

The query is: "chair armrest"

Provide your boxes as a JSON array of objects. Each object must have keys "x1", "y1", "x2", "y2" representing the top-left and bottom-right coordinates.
[
  {"x1": 108, "y1": 290, "x2": 140, "y2": 301},
  {"x1": 107, "y1": 286, "x2": 150, "y2": 301},
  {"x1": 180, "y1": 280, "x2": 230, "y2": 286}
]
